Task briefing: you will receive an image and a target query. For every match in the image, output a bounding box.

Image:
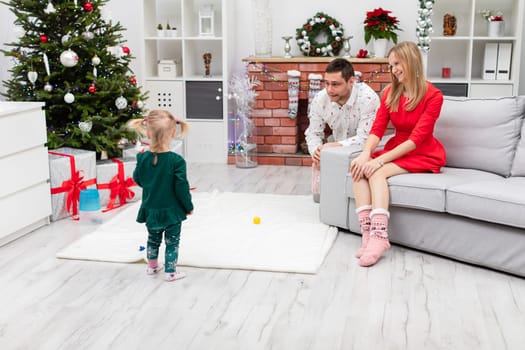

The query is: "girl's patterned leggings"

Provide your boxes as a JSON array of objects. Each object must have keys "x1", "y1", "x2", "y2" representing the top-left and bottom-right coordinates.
[{"x1": 147, "y1": 223, "x2": 181, "y2": 273}]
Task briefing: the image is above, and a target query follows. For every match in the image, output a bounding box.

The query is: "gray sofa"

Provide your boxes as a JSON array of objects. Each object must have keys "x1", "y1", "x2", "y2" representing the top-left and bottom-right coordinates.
[{"x1": 320, "y1": 96, "x2": 525, "y2": 277}]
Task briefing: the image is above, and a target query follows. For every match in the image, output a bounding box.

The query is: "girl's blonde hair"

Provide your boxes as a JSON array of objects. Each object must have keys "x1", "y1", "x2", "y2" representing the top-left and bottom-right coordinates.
[
  {"x1": 385, "y1": 41, "x2": 427, "y2": 112},
  {"x1": 127, "y1": 110, "x2": 189, "y2": 153}
]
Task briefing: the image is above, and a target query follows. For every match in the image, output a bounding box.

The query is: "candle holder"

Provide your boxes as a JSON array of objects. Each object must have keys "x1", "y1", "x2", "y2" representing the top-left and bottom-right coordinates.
[
  {"x1": 342, "y1": 36, "x2": 353, "y2": 58},
  {"x1": 282, "y1": 36, "x2": 293, "y2": 58}
]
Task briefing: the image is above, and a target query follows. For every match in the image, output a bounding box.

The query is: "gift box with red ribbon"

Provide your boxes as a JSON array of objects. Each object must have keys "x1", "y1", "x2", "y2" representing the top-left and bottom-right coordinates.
[
  {"x1": 96, "y1": 157, "x2": 141, "y2": 212},
  {"x1": 48, "y1": 147, "x2": 97, "y2": 221}
]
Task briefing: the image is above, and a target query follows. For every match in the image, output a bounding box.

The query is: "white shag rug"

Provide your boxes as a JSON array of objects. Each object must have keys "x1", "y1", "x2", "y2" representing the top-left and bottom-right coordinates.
[{"x1": 56, "y1": 191, "x2": 338, "y2": 274}]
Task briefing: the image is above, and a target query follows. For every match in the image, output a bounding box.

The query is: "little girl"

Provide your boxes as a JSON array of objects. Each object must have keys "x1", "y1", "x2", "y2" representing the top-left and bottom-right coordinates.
[{"x1": 128, "y1": 110, "x2": 194, "y2": 282}]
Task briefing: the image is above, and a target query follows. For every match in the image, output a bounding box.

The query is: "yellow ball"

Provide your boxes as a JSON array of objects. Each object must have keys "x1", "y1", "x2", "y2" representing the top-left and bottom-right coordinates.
[{"x1": 253, "y1": 216, "x2": 261, "y2": 225}]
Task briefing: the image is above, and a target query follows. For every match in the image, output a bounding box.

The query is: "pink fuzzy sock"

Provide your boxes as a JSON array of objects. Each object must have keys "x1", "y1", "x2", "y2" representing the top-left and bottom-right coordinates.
[
  {"x1": 148, "y1": 259, "x2": 158, "y2": 268},
  {"x1": 355, "y1": 206, "x2": 372, "y2": 258},
  {"x1": 359, "y1": 210, "x2": 390, "y2": 267}
]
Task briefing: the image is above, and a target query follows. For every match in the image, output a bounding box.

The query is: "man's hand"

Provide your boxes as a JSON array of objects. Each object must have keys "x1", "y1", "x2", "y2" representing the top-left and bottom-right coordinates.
[{"x1": 312, "y1": 142, "x2": 341, "y2": 164}]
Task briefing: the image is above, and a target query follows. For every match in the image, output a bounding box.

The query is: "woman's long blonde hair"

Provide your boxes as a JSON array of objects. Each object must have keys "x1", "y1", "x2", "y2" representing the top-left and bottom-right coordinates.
[
  {"x1": 385, "y1": 41, "x2": 427, "y2": 112},
  {"x1": 127, "y1": 110, "x2": 189, "y2": 153}
]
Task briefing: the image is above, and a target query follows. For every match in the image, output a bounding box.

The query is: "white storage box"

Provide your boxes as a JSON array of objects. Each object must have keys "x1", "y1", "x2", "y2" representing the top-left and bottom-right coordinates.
[{"x1": 157, "y1": 59, "x2": 178, "y2": 78}]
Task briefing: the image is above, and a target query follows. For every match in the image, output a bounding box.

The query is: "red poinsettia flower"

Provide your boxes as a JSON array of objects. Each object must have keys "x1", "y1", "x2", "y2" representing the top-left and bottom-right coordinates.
[{"x1": 363, "y1": 7, "x2": 401, "y2": 44}]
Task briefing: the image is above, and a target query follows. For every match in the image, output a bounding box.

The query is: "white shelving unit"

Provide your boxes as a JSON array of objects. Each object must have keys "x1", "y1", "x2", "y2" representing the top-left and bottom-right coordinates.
[
  {"x1": 139, "y1": 0, "x2": 230, "y2": 163},
  {"x1": 428, "y1": 0, "x2": 523, "y2": 97},
  {"x1": 0, "y1": 102, "x2": 51, "y2": 246}
]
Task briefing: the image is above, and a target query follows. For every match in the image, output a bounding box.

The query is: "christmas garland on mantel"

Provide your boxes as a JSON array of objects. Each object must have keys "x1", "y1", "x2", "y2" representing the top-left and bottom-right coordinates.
[{"x1": 295, "y1": 12, "x2": 344, "y2": 57}]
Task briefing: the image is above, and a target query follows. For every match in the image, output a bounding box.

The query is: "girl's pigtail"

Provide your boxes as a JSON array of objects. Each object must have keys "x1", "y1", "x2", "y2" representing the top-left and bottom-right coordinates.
[
  {"x1": 176, "y1": 119, "x2": 189, "y2": 139},
  {"x1": 126, "y1": 118, "x2": 148, "y2": 137}
]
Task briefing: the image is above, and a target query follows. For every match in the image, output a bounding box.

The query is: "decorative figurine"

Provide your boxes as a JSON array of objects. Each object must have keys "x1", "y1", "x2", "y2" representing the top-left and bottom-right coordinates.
[
  {"x1": 203, "y1": 52, "x2": 212, "y2": 77},
  {"x1": 443, "y1": 14, "x2": 457, "y2": 36}
]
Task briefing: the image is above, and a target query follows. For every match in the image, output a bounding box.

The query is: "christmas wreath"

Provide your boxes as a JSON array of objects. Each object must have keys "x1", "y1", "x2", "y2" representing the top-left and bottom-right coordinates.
[{"x1": 295, "y1": 12, "x2": 344, "y2": 57}]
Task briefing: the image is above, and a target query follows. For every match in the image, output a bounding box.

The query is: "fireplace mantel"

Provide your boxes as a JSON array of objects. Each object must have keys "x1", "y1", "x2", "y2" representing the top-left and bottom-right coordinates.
[
  {"x1": 242, "y1": 56, "x2": 389, "y2": 64},
  {"x1": 229, "y1": 57, "x2": 391, "y2": 166}
]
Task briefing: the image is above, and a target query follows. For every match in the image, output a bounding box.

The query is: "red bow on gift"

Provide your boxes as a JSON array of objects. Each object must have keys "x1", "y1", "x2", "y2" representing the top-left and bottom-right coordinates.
[
  {"x1": 97, "y1": 158, "x2": 136, "y2": 212},
  {"x1": 49, "y1": 151, "x2": 97, "y2": 220}
]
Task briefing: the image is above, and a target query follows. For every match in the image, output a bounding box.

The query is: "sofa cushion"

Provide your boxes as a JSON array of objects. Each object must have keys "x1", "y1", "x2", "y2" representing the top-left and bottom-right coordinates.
[
  {"x1": 446, "y1": 177, "x2": 525, "y2": 228},
  {"x1": 434, "y1": 96, "x2": 525, "y2": 177},
  {"x1": 511, "y1": 119, "x2": 525, "y2": 176},
  {"x1": 346, "y1": 167, "x2": 502, "y2": 212}
]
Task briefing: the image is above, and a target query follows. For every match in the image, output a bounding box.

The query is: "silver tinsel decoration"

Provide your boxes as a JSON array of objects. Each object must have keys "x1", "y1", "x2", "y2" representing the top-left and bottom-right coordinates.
[{"x1": 416, "y1": 0, "x2": 434, "y2": 53}]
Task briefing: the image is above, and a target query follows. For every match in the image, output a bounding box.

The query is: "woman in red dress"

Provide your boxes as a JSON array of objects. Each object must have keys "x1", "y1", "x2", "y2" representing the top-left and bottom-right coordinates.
[{"x1": 349, "y1": 41, "x2": 446, "y2": 267}]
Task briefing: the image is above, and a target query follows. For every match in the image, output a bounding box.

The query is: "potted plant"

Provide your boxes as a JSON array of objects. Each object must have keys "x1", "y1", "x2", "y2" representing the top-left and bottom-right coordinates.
[
  {"x1": 156, "y1": 23, "x2": 164, "y2": 37},
  {"x1": 363, "y1": 7, "x2": 401, "y2": 57},
  {"x1": 480, "y1": 9, "x2": 504, "y2": 37}
]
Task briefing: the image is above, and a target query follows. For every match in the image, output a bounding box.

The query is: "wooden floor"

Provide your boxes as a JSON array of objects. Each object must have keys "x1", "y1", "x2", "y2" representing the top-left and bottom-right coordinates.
[{"x1": 1, "y1": 163, "x2": 525, "y2": 350}]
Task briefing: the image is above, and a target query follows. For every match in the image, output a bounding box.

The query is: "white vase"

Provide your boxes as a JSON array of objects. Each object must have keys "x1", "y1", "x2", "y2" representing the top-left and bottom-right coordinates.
[
  {"x1": 373, "y1": 38, "x2": 388, "y2": 58},
  {"x1": 253, "y1": 0, "x2": 272, "y2": 57},
  {"x1": 488, "y1": 21, "x2": 504, "y2": 37}
]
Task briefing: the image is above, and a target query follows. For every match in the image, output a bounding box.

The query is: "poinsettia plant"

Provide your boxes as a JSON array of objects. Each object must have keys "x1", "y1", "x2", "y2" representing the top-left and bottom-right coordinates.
[{"x1": 363, "y1": 7, "x2": 401, "y2": 44}]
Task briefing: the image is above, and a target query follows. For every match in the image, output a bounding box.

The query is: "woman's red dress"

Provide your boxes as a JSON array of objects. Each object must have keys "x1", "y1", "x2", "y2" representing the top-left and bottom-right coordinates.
[{"x1": 370, "y1": 82, "x2": 446, "y2": 173}]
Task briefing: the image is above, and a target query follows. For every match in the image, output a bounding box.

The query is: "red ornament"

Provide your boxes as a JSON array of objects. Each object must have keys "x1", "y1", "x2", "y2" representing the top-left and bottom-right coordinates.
[
  {"x1": 39, "y1": 34, "x2": 48, "y2": 43},
  {"x1": 83, "y1": 2, "x2": 93, "y2": 11},
  {"x1": 122, "y1": 46, "x2": 130, "y2": 55},
  {"x1": 88, "y1": 84, "x2": 96, "y2": 94},
  {"x1": 132, "y1": 100, "x2": 137, "y2": 107},
  {"x1": 129, "y1": 76, "x2": 137, "y2": 85}
]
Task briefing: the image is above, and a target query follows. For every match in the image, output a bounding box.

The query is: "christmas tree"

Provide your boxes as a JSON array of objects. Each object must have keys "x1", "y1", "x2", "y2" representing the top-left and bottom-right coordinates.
[{"x1": 1, "y1": 0, "x2": 147, "y2": 157}]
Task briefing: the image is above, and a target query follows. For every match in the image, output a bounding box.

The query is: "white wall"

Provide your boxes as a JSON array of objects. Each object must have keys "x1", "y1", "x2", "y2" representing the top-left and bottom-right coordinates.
[{"x1": 2, "y1": 0, "x2": 525, "y2": 97}]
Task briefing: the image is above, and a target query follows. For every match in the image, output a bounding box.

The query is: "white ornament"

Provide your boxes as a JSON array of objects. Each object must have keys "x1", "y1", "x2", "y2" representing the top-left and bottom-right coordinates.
[
  {"x1": 64, "y1": 92, "x2": 75, "y2": 104},
  {"x1": 302, "y1": 30, "x2": 307, "y2": 36},
  {"x1": 27, "y1": 71, "x2": 38, "y2": 84},
  {"x1": 60, "y1": 49, "x2": 79, "y2": 67},
  {"x1": 82, "y1": 31, "x2": 94, "y2": 40},
  {"x1": 115, "y1": 96, "x2": 127, "y2": 110},
  {"x1": 44, "y1": 83, "x2": 53, "y2": 92},
  {"x1": 61, "y1": 34, "x2": 71, "y2": 46},
  {"x1": 42, "y1": 53, "x2": 50, "y2": 76},
  {"x1": 426, "y1": 1, "x2": 433, "y2": 9},
  {"x1": 78, "y1": 121, "x2": 93, "y2": 132},
  {"x1": 44, "y1": 2, "x2": 56, "y2": 14},
  {"x1": 91, "y1": 55, "x2": 101, "y2": 66},
  {"x1": 136, "y1": 100, "x2": 144, "y2": 109}
]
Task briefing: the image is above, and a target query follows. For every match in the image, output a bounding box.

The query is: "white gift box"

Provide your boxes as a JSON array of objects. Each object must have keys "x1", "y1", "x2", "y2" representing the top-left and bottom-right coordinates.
[
  {"x1": 48, "y1": 147, "x2": 97, "y2": 221},
  {"x1": 157, "y1": 59, "x2": 178, "y2": 78},
  {"x1": 96, "y1": 157, "x2": 141, "y2": 211}
]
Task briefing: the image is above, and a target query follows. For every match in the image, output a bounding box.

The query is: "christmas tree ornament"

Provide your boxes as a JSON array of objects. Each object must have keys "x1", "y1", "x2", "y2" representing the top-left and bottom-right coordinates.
[
  {"x1": 121, "y1": 46, "x2": 130, "y2": 55},
  {"x1": 27, "y1": 71, "x2": 38, "y2": 84},
  {"x1": 82, "y1": 31, "x2": 95, "y2": 40},
  {"x1": 61, "y1": 33, "x2": 72, "y2": 46},
  {"x1": 42, "y1": 53, "x2": 51, "y2": 75},
  {"x1": 136, "y1": 100, "x2": 144, "y2": 109},
  {"x1": 115, "y1": 96, "x2": 127, "y2": 109},
  {"x1": 93, "y1": 67, "x2": 97, "y2": 78},
  {"x1": 39, "y1": 34, "x2": 48, "y2": 43},
  {"x1": 129, "y1": 76, "x2": 136, "y2": 85},
  {"x1": 60, "y1": 49, "x2": 79, "y2": 67},
  {"x1": 78, "y1": 121, "x2": 93, "y2": 132},
  {"x1": 64, "y1": 92, "x2": 75, "y2": 103},
  {"x1": 88, "y1": 83, "x2": 96, "y2": 93},
  {"x1": 43, "y1": 2, "x2": 56, "y2": 14},
  {"x1": 91, "y1": 55, "x2": 101, "y2": 66},
  {"x1": 83, "y1": 1, "x2": 93, "y2": 12},
  {"x1": 44, "y1": 82, "x2": 53, "y2": 92}
]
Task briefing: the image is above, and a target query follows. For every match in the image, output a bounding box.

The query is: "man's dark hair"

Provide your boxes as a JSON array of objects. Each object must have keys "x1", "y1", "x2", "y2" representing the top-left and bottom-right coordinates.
[{"x1": 325, "y1": 58, "x2": 355, "y2": 81}]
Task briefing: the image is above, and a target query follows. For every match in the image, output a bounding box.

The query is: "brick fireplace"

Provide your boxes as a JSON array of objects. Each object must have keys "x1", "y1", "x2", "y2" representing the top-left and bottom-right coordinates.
[{"x1": 227, "y1": 57, "x2": 391, "y2": 166}]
